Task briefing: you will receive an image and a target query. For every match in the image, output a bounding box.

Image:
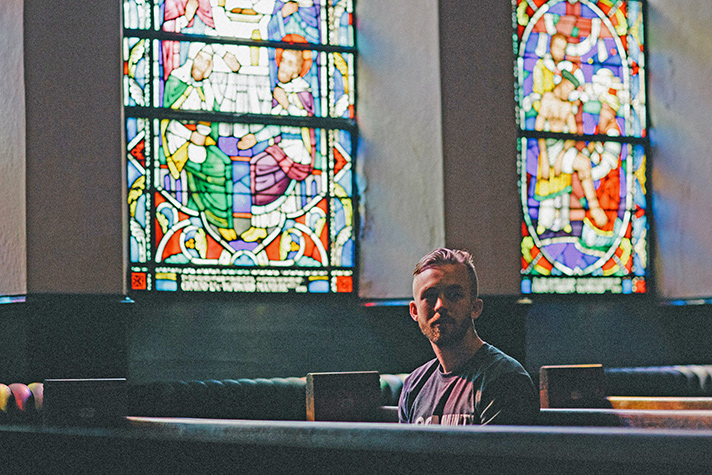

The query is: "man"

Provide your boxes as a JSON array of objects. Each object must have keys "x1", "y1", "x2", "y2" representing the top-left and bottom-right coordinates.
[{"x1": 398, "y1": 248, "x2": 539, "y2": 425}]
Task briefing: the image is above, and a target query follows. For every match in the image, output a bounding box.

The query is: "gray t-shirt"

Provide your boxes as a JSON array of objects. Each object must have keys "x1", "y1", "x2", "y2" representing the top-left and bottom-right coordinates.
[{"x1": 398, "y1": 343, "x2": 539, "y2": 425}]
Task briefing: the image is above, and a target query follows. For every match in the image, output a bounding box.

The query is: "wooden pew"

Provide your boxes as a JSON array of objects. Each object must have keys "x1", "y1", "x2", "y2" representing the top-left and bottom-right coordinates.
[
  {"x1": 607, "y1": 396, "x2": 712, "y2": 411},
  {"x1": 539, "y1": 408, "x2": 712, "y2": 430}
]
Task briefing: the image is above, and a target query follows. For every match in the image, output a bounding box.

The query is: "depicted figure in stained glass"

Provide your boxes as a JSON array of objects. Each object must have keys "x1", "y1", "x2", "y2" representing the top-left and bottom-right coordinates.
[
  {"x1": 516, "y1": 1, "x2": 642, "y2": 133},
  {"x1": 236, "y1": 39, "x2": 317, "y2": 242},
  {"x1": 162, "y1": 0, "x2": 242, "y2": 80},
  {"x1": 268, "y1": 1, "x2": 319, "y2": 44},
  {"x1": 266, "y1": 1, "x2": 319, "y2": 97},
  {"x1": 270, "y1": 36, "x2": 314, "y2": 115},
  {"x1": 515, "y1": 0, "x2": 646, "y2": 290},
  {"x1": 574, "y1": 69, "x2": 625, "y2": 250},
  {"x1": 529, "y1": 33, "x2": 569, "y2": 114},
  {"x1": 534, "y1": 61, "x2": 608, "y2": 233},
  {"x1": 162, "y1": 43, "x2": 237, "y2": 242},
  {"x1": 163, "y1": 0, "x2": 216, "y2": 80}
]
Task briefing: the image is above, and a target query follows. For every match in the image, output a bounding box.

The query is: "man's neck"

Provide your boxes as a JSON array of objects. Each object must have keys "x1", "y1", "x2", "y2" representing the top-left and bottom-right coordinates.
[{"x1": 432, "y1": 331, "x2": 484, "y2": 373}]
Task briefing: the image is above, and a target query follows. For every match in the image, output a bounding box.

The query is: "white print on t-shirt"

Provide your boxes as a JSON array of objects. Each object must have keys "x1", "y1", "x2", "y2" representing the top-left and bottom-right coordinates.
[{"x1": 414, "y1": 414, "x2": 478, "y2": 425}]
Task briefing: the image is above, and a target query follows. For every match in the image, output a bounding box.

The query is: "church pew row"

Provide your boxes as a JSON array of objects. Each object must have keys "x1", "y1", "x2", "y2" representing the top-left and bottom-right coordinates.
[
  {"x1": 8, "y1": 367, "x2": 712, "y2": 430},
  {"x1": 540, "y1": 364, "x2": 712, "y2": 411},
  {"x1": 3, "y1": 417, "x2": 712, "y2": 473}
]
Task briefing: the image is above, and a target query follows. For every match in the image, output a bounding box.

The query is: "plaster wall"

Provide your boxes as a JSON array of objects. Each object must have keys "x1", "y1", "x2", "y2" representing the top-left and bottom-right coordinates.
[
  {"x1": 439, "y1": 0, "x2": 521, "y2": 296},
  {"x1": 356, "y1": 1, "x2": 446, "y2": 298},
  {"x1": 647, "y1": 0, "x2": 712, "y2": 299},
  {"x1": 24, "y1": 0, "x2": 126, "y2": 294},
  {"x1": 0, "y1": 1, "x2": 26, "y2": 296}
]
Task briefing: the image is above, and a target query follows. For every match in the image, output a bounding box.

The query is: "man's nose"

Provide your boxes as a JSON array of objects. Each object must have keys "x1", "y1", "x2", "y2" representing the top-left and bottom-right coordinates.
[{"x1": 434, "y1": 295, "x2": 447, "y2": 311}]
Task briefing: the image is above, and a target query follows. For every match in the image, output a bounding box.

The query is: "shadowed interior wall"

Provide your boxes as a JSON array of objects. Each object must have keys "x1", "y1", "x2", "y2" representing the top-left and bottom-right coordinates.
[
  {"x1": 357, "y1": 1, "x2": 446, "y2": 298},
  {"x1": 24, "y1": 0, "x2": 125, "y2": 295},
  {"x1": 439, "y1": 0, "x2": 522, "y2": 296},
  {"x1": 0, "y1": 1, "x2": 26, "y2": 297},
  {"x1": 646, "y1": 0, "x2": 712, "y2": 299}
]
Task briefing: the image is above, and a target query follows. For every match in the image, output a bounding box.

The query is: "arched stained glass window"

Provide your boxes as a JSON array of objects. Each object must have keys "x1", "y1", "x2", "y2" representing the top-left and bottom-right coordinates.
[
  {"x1": 123, "y1": 0, "x2": 357, "y2": 294},
  {"x1": 513, "y1": 0, "x2": 648, "y2": 294}
]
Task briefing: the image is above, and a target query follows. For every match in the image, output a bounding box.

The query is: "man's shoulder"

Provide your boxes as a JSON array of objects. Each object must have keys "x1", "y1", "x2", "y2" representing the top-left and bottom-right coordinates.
[
  {"x1": 403, "y1": 358, "x2": 439, "y2": 387},
  {"x1": 406, "y1": 358, "x2": 438, "y2": 378},
  {"x1": 474, "y1": 344, "x2": 539, "y2": 414},
  {"x1": 470, "y1": 343, "x2": 531, "y2": 378}
]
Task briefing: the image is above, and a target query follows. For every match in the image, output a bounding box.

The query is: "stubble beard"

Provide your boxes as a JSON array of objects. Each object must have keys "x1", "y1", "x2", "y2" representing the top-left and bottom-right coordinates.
[{"x1": 420, "y1": 314, "x2": 472, "y2": 348}]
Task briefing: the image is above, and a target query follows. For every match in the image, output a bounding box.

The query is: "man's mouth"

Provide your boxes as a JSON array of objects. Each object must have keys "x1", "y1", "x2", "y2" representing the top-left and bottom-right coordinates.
[{"x1": 431, "y1": 315, "x2": 453, "y2": 326}]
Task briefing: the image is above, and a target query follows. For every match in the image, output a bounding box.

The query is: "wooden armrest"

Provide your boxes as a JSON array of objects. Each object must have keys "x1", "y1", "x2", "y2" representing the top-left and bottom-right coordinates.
[{"x1": 608, "y1": 396, "x2": 712, "y2": 411}]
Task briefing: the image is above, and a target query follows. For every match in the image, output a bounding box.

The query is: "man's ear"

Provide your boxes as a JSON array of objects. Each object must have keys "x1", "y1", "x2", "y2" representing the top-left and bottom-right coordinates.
[
  {"x1": 409, "y1": 300, "x2": 419, "y2": 322},
  {"x1": 471, "y1": 298, "x2": 484, "y2": 321}
]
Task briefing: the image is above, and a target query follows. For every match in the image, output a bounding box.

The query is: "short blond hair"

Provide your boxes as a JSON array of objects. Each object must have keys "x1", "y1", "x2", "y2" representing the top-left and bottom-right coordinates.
[{"x1": 413, "y1": 248, "x2": 479, "y2": 299}]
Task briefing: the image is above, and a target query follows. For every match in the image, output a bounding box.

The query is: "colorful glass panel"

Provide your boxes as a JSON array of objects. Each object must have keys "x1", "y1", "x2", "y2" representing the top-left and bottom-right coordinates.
[
  {"x1": 514, "y1": 0, "x2": 648, "y2": 295},
  {"x1": 124, "y1": 0, "x2": 357, "y2": 294},
  {"x1": 123, "y1": 0, "x2": 152, "y2": 30},
  {"x1": 124, "y1": 39, "x2": 353, "y2": 117},
  {"x1": 515, "y1": 0, "x2": 646, "y2": 137},
  {"x1": 123, "y1": 0, "x2": 355, "y2": 47}
]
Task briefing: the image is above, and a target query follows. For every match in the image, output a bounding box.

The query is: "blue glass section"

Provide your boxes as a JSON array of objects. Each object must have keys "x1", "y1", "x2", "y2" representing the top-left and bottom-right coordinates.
[
  {"x1": 126, "y1": 118, "x2": 138, "y2": 142},
  {"x1": 341, "y1": 238, "x2": 354, "y2": 267},
  {"x1": 309, "y1": 280, "x2": 329, "y2": 293},
  {"x1": 136, "y1": 195, "x2": 147, "y2": 228},
  {"x1": 622, "y1": 279, "x2": 633, "y2": 294},
  {"x1": 521, "y1": 279, "x2": 532, "y2": 294},
  {"x1": 334, "y1": 198, "x2": 345, "y2": 232},
  {"x1": 337, "y1": 168, "x2": 352, "y2": 196},
  {"x1": 156, "y1": 278, "x2": 178, "y2": 291},
  {"x1": 128, "y1": 162, "x2": 142, "y2": 187},
  {"x1": 233, "y1": 193, "x2": 251, "y2": 214},
  {"x1": 338, "y1": 130, "x2": 352, "y2": 156},
  {"x1": 234, "y1": 254, "x2": 257, "y2": 266},
  {"x1": 130, "y1": 237, "x2": 139, "y2": 263}
]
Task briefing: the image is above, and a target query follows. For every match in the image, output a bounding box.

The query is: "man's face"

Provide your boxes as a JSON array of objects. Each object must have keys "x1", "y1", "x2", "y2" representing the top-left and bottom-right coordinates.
[
  {"x1": 277, "y1": 50, "x2": 303, "y2": 83},
  {"x1": 410, "y1": 264, "x2": 482, "y2": 348},
  {"x1": 191, "y1": 51, "x2": 214, "y2": 82}
]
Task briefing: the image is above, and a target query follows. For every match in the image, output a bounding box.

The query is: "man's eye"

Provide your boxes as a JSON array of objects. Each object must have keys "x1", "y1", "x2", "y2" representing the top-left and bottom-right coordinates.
[
  {"x1": 422, "y1": 292, "x2": 437, "y2": 303},
  {"x1": 446, "y1": 290, "x2": 464, "y2": 300}
]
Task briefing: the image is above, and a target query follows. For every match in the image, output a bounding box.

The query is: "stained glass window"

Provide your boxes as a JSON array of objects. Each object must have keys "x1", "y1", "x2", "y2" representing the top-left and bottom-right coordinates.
[
  {"x1": 123, "y1": 0, "x2": 357, "y2": 294},
  {"x1": 513, "y1": 0, "x2": 648, "y2": 294}
]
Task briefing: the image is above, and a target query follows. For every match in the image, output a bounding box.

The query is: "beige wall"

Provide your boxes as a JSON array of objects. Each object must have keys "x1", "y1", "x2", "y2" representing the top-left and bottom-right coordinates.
[
  {"x1": 24, "y1": 0, "x2": 125, "y2": 294},
  {"x1": 647, "y1": 0, "x2": 712, "y2": 299},
  {"x1": 356, "y1": 1, "x2": 445, "y2": 298},
  {"x1": 0, "y1": 1, "x2": 26, "y2": 296},
  {"x1": 439, "y1": 0, "x2": 522, "y2": 295}
]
